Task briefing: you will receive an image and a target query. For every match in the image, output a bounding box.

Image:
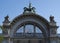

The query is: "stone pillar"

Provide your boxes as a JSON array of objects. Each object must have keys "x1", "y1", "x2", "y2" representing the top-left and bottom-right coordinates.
[
  {"x1": 23, "y1": 24, "x2": 25, "y2": 36},
  {"x1": 49, "y1": 15, "x2": 59, "y2": 43},
  {"x1": 8, "y1": 38, "x2": 13, "y2": 43},
  {"x1": 2, "y1": 15, "x2": 10, "y2": 34},
  {"x1": 34, "y1": 25, "x2": 36, "y2": 36}
]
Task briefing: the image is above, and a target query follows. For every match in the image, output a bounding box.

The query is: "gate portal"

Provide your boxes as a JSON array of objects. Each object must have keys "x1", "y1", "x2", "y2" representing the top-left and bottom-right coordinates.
[{"x1": 1, "y1": 3, "x2": 58, "y2": 43}]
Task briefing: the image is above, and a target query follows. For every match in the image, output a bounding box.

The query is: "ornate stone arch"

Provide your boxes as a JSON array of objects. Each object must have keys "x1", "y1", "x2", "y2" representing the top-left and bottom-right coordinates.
[
  {"x1": 10, "y1": 13, "x2": 50, "y2": 43},
  {"x1": 1, "y1": 3, "x2": 59, "y2": 43}
]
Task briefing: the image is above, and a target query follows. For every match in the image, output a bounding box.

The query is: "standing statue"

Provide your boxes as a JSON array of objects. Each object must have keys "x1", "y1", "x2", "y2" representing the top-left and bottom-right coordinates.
[{"x1": 50, "y1": 15, "x2": 55, "y2": 22}]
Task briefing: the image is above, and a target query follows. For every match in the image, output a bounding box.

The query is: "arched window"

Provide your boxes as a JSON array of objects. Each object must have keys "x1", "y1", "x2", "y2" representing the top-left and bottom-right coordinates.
[
  {"x1": 16, "y1": 24, "x2": 42, "y2": 33},
  {"x1": 36, "y1": 27, "x2": 42, "y2": 33},
  {"x1": 25, "y1": 25, "x2": 34, "y2": 33},
  {"x1": 16, "y1": 26, "x2": 23, "y2": 33}
]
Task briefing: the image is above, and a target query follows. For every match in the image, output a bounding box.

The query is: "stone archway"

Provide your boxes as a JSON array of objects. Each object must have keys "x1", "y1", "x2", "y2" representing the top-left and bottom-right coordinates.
[
  {"x1": 10, "y1": 13, "x2": 50, "y2": 43},
  {"x1": 2, "y1": 3, "x2": 59, "y2": 43},
  {"x1": 13, "y1": 21, "x2": 47, "y2": 43}
]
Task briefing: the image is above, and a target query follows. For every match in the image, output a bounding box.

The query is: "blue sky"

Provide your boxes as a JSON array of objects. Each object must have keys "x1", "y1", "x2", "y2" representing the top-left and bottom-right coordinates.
[{"x1": 0, "y1": 0, "x2": 60, "y2": 33}]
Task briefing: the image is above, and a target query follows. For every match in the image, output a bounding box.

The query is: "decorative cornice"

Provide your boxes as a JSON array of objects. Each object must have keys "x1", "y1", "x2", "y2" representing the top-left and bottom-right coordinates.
[{"x1": 10, "y1": 13, "x2": 49, "y2": 29}]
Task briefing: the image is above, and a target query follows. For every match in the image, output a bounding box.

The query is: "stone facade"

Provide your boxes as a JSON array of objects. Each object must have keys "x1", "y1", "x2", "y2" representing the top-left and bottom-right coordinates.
[{"x1": 0, "y1": 3, "x2": 59, "y2": 43}]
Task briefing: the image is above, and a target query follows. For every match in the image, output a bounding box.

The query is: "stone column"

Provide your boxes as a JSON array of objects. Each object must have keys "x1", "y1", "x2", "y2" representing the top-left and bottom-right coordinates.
[
  {"x1": 49, "y1": 15, "x2": 59, "y2": 43},
  {"x1": 23, "y1": 24, "x2": 25, "y2": 36},
  {"x1": 34, "y1": 25, "x2": 36, "y2": 36},
  {"x1": 8, "y1": 38, "x2": 13, "y2": 43}
]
